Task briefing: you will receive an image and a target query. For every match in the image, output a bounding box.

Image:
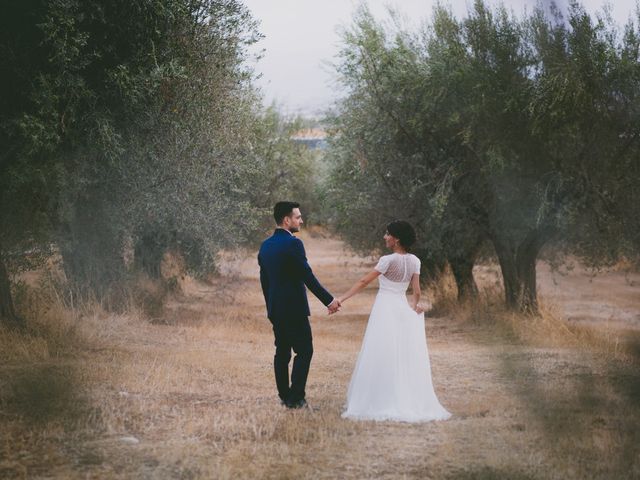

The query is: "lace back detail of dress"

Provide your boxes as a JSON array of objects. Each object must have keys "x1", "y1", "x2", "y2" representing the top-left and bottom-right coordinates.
[{"x1": 382, "y1": 255, "x2": 417, "y2": 282}]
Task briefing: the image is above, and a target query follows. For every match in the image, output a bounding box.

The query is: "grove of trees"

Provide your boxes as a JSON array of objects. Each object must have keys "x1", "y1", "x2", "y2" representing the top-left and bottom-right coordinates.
[
  {"x1": 2, "y1": 0, "x2": 638, "y2": 327},
  {"x1": 326, "y1": 0, "x2": 640, "y2": 313},
  {"x1": 0, "y1": 0, "x2": 318, "y2": 327}
]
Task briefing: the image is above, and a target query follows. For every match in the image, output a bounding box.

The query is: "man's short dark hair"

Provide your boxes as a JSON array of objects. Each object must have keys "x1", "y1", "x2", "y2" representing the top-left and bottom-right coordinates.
[{"x1": 274, "y1": 201, "x2": 300, "y2": 225}]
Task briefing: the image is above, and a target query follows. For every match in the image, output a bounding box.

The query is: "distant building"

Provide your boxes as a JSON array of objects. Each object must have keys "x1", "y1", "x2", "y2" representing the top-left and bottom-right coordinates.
[{"x1": 291, "y1": 128, "x2": 327, "y2": 150}]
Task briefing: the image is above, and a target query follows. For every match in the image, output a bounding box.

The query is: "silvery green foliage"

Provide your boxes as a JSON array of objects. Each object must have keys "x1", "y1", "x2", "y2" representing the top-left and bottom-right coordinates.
[
  {"x1": 328, "y1": 1, "x2": 640, "y2": 310},
  {"x1": 325, "y1": 5, "x2": 477, "y2": 277},
  {"x1": 0, "y1": 0, "x2": 307, "y2": 308},
  {"x1": 246, "y1": 107, "x2": 322, "y2": 230}
]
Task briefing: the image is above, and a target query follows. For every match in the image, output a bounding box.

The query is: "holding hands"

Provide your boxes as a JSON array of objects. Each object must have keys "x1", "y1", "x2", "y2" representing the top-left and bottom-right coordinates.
[{"x1": 327, "y1": 298, "x2": 341, "y2": 315}]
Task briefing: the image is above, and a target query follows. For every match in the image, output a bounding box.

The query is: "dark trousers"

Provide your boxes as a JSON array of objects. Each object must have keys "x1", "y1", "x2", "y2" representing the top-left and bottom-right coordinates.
[{"x1": 271, "y1": 317, "x2": 313, "y2": 403}]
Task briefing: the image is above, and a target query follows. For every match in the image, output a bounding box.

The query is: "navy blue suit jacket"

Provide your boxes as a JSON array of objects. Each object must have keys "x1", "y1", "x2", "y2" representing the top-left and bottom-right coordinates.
[{"x1": 258, "y1": 229, "x2": 333, "y2": 320}]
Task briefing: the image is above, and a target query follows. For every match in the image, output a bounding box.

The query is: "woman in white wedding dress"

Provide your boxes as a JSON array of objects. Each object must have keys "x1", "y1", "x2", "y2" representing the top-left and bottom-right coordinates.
[{"x1": 338, "y1": 221, "x2": 451, "y2": 422}]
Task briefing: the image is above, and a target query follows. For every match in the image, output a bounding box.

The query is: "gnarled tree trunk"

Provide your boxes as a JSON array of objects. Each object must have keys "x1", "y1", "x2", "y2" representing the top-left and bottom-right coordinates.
[
  {"x1": 134, "y1": 232, "x2": 167, "y2": 279},
  {"x1": 491, "y1": 225, "x2": 555, "y2": 314},
  {"x1": 0, "y1": 249, "x2": 23, "y2": 328},
  {"x1": 448, "y1": 237, "x2": 483, "y2": 301},
  {"x1": 449, "y1": 254, "x2": 479, "y2": 301}
]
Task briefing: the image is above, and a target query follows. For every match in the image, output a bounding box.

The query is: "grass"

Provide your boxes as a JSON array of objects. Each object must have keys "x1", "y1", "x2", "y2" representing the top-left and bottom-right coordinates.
[
  {"x1": 429, "y1": 266, "x2": 640, "y2": 363},
  {"x1": 1, "y1": 235, "x2": 639, "y2": 479}
]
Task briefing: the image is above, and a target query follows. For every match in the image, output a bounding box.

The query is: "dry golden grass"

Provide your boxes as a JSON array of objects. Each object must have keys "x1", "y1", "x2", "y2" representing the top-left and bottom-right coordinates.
[
  {"x1": 431, "y1": 266, "x2": 640, "y2": 362},
  {"x1": 1, "y1": 233, "x2": 639, "y2": 479}
]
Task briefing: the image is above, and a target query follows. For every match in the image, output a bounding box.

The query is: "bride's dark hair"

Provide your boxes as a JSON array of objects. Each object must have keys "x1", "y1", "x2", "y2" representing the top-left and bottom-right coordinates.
[{"x1": 386, "y1": 220, "x2": 416, "y2": 249}]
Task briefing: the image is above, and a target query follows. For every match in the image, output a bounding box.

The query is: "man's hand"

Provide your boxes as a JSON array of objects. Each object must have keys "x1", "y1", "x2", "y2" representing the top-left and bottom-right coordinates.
[{"x1": 327, "y1": 298, "x2": 341, "y2": 315}]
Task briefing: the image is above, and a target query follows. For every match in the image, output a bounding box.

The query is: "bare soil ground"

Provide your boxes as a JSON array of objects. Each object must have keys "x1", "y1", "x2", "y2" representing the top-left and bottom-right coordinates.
[{"x1": 1, "y1": 233, "x2": 639, "y2": 479}]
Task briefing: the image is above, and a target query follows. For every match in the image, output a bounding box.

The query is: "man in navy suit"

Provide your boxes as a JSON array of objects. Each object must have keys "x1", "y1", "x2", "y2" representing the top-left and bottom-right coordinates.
[{"x1": 258, "y1": 201, "x2": 341, "y2": 409}]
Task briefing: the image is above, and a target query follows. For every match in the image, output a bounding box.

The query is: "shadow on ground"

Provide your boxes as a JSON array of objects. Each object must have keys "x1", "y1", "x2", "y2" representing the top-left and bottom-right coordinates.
[
  {"x1": 444, "y1": 466, "x2": 539, "y2": 480},
  {"x1": 1, "y1": 364, "x2": 83, "y2": 423},
  {"x1": 497, "y1": 343, "x2": 640, "y2": 479}
]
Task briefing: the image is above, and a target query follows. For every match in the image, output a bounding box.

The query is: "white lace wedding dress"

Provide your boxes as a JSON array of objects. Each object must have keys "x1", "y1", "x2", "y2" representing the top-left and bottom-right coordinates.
[{"x1": 342, "y1": 253, "x2": 451, "y2": 422}]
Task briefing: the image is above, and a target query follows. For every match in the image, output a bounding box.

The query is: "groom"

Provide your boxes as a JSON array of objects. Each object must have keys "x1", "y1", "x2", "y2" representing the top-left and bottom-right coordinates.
[{"x1": 258, "y1": 201, "x2": 340, "y2": 409}]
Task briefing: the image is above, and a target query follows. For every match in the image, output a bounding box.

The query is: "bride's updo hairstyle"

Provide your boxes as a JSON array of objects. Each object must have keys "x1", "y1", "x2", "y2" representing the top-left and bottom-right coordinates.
[{"x1": 386, "y1": 220, "x2": 416, "y2": 250}]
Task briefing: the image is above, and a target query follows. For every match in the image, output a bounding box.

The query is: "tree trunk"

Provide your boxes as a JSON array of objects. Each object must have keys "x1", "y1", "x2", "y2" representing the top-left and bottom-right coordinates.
[
  {"x1": 516, "y1": 236, "x2": 540, "y2": 312},
  {"x1": 0, "y1": 250, "x2": 23, "y2": 328},
  {"x1": 134, "y1": 232, "x2": 165, "y2": 279},
  {"x1": 448, "y1": 237, "x2": 483, "y2": 301},
  {"x1": 449, "y1": 254, "x2": 479, "y2": 301},
  {"x1": 491, "y1": 226, "x2": 554, "y2": 314},
  {"x1": 492, "y1": 237, "x2": 520, "y2": 309},
  {"x1": 57, "y1": 203, "x2": 127, "y2": 307}
]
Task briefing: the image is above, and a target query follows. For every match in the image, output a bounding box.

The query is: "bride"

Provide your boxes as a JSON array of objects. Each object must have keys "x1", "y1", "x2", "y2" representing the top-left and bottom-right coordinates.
[{"x1": 338, "y1": 221, "x2": 451, "y2": 422}]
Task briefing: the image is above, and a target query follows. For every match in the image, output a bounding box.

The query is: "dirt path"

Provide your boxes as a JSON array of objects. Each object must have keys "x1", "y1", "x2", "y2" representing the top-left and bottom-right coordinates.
[
  {"x1": 2, "y1": 233, "x2": 639, "y2": 479},
  {"x1": 158, "y1": 233, "x2": 640, "y2": 479}
]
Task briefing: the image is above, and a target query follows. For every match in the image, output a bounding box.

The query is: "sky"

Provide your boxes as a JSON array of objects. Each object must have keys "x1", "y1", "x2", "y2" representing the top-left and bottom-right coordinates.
[{"x1": 241, "y1": 0, "x2": 638, "y2": 117}]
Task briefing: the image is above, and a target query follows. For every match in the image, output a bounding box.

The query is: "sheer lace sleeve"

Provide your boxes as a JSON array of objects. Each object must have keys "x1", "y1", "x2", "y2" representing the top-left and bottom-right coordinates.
[
  {"x1": 376, "y1": 254, "x2": 417, "y2": 282},
  {"x1": 374, "y1": 255, "x2": 391, "y2": 274},
  {"x1": 412, "y1": 255, "x2": 421, "y2": 275}
]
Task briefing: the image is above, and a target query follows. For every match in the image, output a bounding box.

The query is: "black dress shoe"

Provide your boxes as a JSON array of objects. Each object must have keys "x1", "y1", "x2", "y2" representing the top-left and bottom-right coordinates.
[{"x1": 286, "y1": 398, "x2": 308, "y2": 409}]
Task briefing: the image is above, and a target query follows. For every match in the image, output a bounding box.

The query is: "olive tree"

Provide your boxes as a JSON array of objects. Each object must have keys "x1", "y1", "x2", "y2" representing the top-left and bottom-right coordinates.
[
  {"x1": 0, "y1": 0, "x2": 272, "y2": 320},
  {"x1": 327, "y1": 1, "x2": 640, "y2": 312}
]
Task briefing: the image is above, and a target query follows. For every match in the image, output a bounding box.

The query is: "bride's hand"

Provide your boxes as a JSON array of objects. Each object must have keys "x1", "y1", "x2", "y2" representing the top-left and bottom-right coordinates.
[{"x1": 413, "y1": 305, "x2": 424, "y2": 314}]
